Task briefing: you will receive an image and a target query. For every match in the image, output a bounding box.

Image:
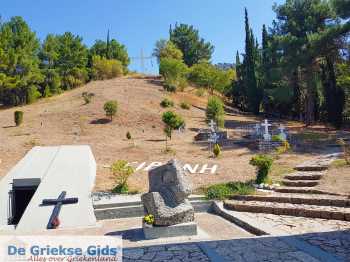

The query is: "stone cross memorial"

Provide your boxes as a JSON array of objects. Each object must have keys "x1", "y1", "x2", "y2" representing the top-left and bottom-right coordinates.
[
  {"x1": 41, "y1": 191, "x2": 78, "y2": 229},
  {"x1": 0, "y1": 146, "x2": 97, "y2": 232},
  {"x1": 262, "y1": 119, "x2": 272, "y2": 141}
]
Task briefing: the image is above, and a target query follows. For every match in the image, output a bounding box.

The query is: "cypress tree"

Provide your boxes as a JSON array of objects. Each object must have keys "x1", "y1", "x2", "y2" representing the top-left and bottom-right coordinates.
[{"x1": 243, "y1": 8, "x2": 260, "y2": 115}]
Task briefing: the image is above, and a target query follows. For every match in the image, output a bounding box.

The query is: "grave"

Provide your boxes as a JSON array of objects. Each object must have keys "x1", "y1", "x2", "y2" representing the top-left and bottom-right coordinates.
[{"x1": 0, "y1": 145, "x2": 97, "y2": 232}]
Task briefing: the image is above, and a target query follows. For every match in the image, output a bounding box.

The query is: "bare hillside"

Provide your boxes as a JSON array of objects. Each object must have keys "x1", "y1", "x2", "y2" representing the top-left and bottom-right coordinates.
[{"x1": 0, "y1": 76, "x2": 315, "y2": 192}]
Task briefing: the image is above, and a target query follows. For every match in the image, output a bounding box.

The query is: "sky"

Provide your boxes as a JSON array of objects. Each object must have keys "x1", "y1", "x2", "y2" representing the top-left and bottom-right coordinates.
[{"x1": 1, "y1": 0, "x2": 285, "y2": 74}]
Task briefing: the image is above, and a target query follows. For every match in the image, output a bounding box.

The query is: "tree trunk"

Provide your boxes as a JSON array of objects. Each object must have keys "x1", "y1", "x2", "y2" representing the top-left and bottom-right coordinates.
[{"x1": 305, "y1": 65, "x2": 317, "y2": 126}]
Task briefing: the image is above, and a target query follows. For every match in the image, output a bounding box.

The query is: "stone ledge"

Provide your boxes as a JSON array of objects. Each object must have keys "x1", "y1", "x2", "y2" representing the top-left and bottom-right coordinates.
[
  {"x1": 282, "y1": 180, "x2": 319, "y2": 187},
  {"x1": 143, "y1": 222, "x2": 198, "y2": 240},
  {"x1": 231, "y1": 194, "x2": 350, "y2": 207},
  {"x1": 224, "y1": 200, "x2": 350, "y2": 221}
]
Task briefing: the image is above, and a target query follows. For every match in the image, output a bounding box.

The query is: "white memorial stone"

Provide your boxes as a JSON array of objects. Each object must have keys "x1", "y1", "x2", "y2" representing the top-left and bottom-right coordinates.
[
  {"x1": 278, "y1": 124, "x2": 287, "y2": 140},
  {"x1": 0, "y1": 145, "x2": 97, "y2": 232},
  {"x1": 261, "y1": 119, "x2": 272, "y2": 141}
]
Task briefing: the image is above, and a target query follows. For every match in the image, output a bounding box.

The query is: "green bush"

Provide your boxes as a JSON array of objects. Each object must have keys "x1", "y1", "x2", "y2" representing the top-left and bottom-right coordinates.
[
  {"x1": 110, "y1": 160, "x2": 135, "y2": 194},
  {"x1": 104, "y1": 100, "x2": 118, "y2": 121},
  {"x1": 14, "y1": 111, "x2": 24, "y2": 126},
  {"x1": 163, "y1": 82, "x2": 177, "y2": 92},
  {"x1": 250, "y1": 155, "x2": 273, "y2": 184},
  {"x1": 213, "y1": 144, "x2": 221, "y2": 157},
  {"x1": 160, "y1": 98, "x2": 174, "y2": 108},
  {"x1": 126, "y1": 131, "x2": 132, "y2": 140},
  {"x1": 188, "y1": 61, "x2": 234, "y2": 94},
  {"x1": 206, "y1": 96, "x2": 225, "y2": 128},
  {"x1": 205, "y1": 182, "x2": 255, "y2": 200},
  {"x1": 91, "y1": 55, "x2": 124, "y2": 80},
  {"x1": 82, "y1": 92, "x2": 95, "y2": 104},
  {"x1": 159, "y1": 58, "x2": 188, "y2": 92},
  {"x1": 180, "y1": 101, "x2": 190, "y2": 110},
  {"x1": 195, "y1": 88, "x2": 206, "y2": 97}
]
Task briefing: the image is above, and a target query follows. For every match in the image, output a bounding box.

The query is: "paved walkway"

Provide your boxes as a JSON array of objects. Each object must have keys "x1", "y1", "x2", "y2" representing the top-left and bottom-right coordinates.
[{"x1": 123, "y1": 232, "x2": 349, "y2": 261}]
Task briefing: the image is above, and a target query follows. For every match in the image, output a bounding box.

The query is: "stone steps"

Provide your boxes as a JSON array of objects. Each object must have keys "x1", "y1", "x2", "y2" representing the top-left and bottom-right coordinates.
[
  {"x1": 282, "y1": 180, "x2": 319, "y2": 187},
  {"x1": 274, "y1": 186, "x2": 338, "y2": 195},
  {"x1": 231, "y1": 194, "x2": 350, "y2": 207},
  {"x1": 284, "y1": 172, "x2": 323, "y2": 181},
  {"x1": 224, "y1": 200, "x2": 350, "y2": 221}
]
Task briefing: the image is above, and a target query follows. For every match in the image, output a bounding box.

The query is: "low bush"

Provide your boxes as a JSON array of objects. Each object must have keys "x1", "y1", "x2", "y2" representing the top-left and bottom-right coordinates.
[
  {"x1": 159, "y1": 58, "x2": 188, "y2": 92},
  {"x1": 82, "y1": 92, "x2": 95, "y2": 104},
  {"x1": 205, "y1": 182, "x2": 255, "y2": 200},
  {"x1": 110, "y1": 160, "x2": 135, "y2": 194},
  {"x1": 91, "y1": 55, "x2": 124, "y2": 80},
  {"x1": 213, "y1": 144, "x2": 221, "y2": 157},
  {"x1": 206, "y1": 96, "x2": 225, "y2": 128},
  {"x1": 195, "y1": 88, "x2": 206, "y2": 97},
  {"x1": 163, "y1": 82, "x2": 177, "y2": 92},
  {"x1": 180, "y1": 101, "x2": 190, "y2": 110},
  {"x1": 160, "y1": 98, "x2": 174, "y2": 108},
  {"x1": 275, "y1": 140, "x2": 291, "y2": 154},
  {"x1": 250, "y1": 155, "x2": 274, "y2": 184},
  {"x1": 126, "y1": 131, "x2": 132, "y2": 140},
  {"x1": 14, "y1": 111, "x2": 24, "y2": 126},
  {"x1": 103, "y1": 100, "x2": 118, "y2": 121}
]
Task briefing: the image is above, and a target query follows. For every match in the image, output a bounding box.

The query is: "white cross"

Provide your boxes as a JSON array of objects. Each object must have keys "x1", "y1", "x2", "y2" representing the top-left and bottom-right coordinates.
[
  {"x1": 209, "y1": 120, "x2": 216, "y2": 133},
  {"x1": 278, "y1": 124, "x2": 287, "y2": 140},
  {"x1": 261, "y1": 119, "x2": 272, "y2": 141},
  {"x1": 254, "y1": 124, "x2": 260, "y2": 135}
]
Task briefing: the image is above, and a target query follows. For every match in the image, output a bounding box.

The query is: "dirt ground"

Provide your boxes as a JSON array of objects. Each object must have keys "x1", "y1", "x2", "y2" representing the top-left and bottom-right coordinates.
[{"x1": 0, "y1": 76, "x2": 344, "y2": 193}]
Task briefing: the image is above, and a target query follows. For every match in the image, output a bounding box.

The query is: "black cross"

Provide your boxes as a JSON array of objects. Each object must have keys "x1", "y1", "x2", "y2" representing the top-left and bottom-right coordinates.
[{"x1": 41, "y1": 191, "x2": 78, "y2": 229}]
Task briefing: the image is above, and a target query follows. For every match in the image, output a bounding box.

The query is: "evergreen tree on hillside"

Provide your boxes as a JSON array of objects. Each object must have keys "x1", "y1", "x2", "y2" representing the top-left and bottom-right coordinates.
[
  {"x1": 89, "y1": 37, "x2": 130, "y2": 69},
  {"x1": 170, "y1": 23, "x2": 214, "y2": 66},
  {"x1": 243, "y1": 8, "x2": 261, "y2": 115},
  {"x1": 0, "y1": 16, "x2": 43, "y2": 106}
]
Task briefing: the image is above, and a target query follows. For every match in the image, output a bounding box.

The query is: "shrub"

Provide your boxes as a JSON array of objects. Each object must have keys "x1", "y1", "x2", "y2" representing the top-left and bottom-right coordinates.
[
  {"x1": 26, "y1": 86, "x2": 41, "y2": 104},
  {"x1": 143, "y1": 214, "x2": 155, "y2": 225},
  {"x1": 205, "y1": 182, "x2": 255, "y2": 200},
  {"x1": 91, "y1": 55, "x2": 123, "y2": 80},
  {"x1": 162, "y1": 111, "x2": 185, "y2": 150},
  {"x1": 159, "y1": 58, "x2": 188, "y2": 92},
  {"x1": 195, "y1": 88, "x2": 206, "y2": 97},
  {"x1": 188, "y1": 61, "x2": 234, "y2": 94},
  {"x1": 14, "y1": 111, "x2": 24, "y2": 126},
  {"x1": 206, "y1": 96, "x2": 225, "y2": 128},
  {"x1": 126, "y1": 131, "x2": 132, "y2": 140},
  {"x1": 180, "y1": 101, "x2": 190, "y2": 110},
  {"x1": 163, "y1": 82, "x2": 177, "y2": 92},
  {"x1": 103, "y1": 100, "x2": 118, "y2": 121},
  {"x1": 276, "y1": 140, "x2": 291, "y2": 154},
  {"x1": 337, "y1": 139, "x2": 350, "y2": 164},
  {"x1": 110, "y1": 160, "x2": 135, "y2": 194},
  {"x1": 250, "y1": 155, "x2": 274, "y2": 184},
  {"x1": 213, "y1": 144, "x2": 221, "y2": 157},
  {"x1": 160, "y1": 98, "x2": 174, "y2": 108},
  {"x1": 82, "y1": 92, "x2": 95, "y2": 104}
]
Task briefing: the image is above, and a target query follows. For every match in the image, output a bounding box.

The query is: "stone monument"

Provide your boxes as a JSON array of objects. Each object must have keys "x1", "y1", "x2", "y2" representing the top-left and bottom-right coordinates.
[
  {"x1": 141, "y1": 159, "x2": 197, "y2": 239},
  {"x1": 262, "y1": 119, "x2": 272, "y2": 141}
]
